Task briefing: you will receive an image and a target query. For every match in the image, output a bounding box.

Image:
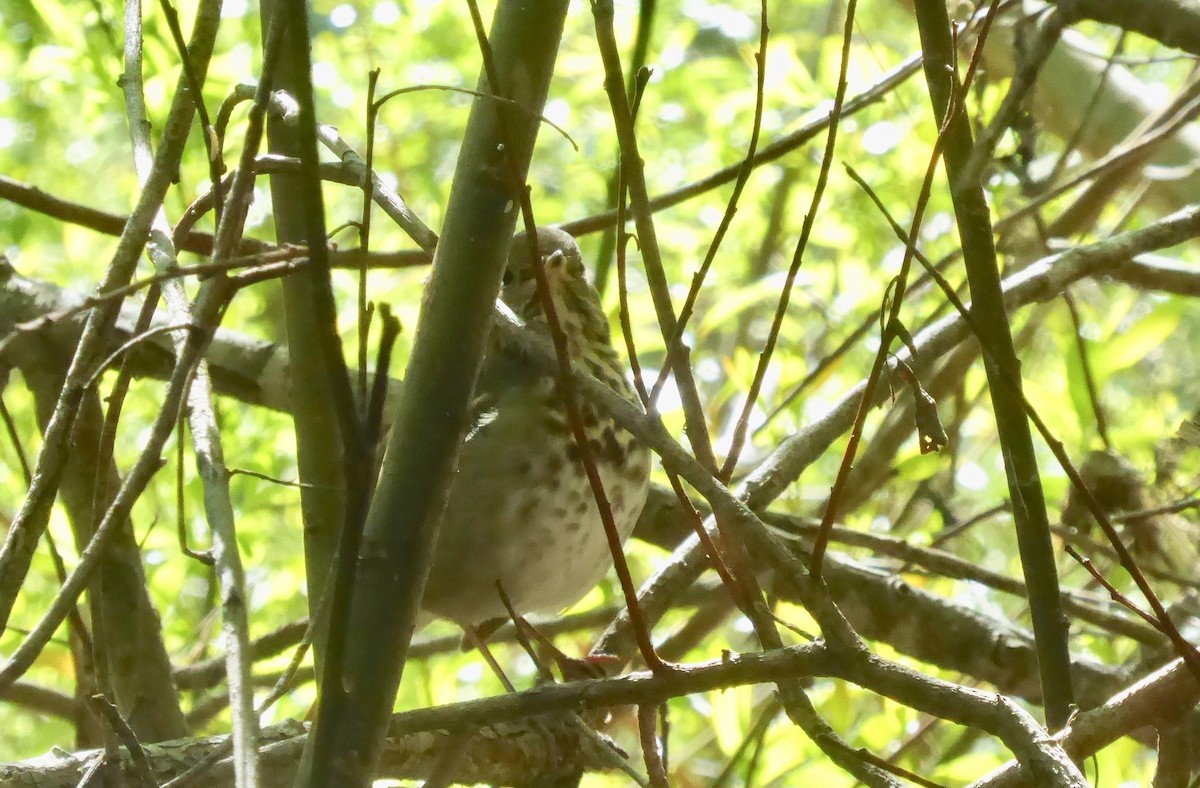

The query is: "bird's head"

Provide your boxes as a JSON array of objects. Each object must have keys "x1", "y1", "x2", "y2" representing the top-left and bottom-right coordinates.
[{"x1": 501, "y1": 227, "x2": 612, "y2": 354}]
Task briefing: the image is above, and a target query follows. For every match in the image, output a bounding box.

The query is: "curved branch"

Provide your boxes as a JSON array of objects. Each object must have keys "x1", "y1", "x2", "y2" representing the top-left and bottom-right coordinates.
[{"x1": 1045, "y1": 0, "x2": 1200, "y2": 56}]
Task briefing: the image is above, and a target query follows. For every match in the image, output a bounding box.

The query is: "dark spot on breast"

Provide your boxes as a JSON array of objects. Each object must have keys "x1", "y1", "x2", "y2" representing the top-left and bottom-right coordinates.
[
  {"x1": 623, "y1": 449, "x2": 650, "y2": 480},
  {"x1": 524, "y1": 541, "x2": 547, "y2": 564},
  {"x1": 601, "y1": 427, "x2": 625, "y2": 466},
  {"x1": 517, "y1": 497, "x2": 540, "y2": 522},
  {"x1": 566, "y1": 439, "x2": 604, "y2": 464}
]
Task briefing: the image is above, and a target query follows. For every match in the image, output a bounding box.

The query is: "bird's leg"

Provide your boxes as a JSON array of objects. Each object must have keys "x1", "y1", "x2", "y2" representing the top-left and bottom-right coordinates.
[
  {"x1": 460, "y1": 624, "x2": 517, "y2": 692},
  {"x1": 514, "y1": 616, "x2": 619, "y2": 681}
]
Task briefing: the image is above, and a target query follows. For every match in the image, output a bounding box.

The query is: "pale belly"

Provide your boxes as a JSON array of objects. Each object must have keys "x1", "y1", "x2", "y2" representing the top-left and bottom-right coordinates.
[{"x1": 419, "y1": 398, "x2": 651, "y2": 628}]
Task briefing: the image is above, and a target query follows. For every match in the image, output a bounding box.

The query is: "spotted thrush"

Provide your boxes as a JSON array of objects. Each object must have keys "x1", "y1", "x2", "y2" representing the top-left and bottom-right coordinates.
[{"x1": 419, "y1": 227, "x2": 651, "y2": 630}]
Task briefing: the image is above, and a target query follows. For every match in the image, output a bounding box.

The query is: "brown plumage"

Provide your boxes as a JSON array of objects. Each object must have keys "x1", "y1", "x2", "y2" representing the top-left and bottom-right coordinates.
[{"x1": 419, "y1": 227, "x2": 651, "y2": 629}]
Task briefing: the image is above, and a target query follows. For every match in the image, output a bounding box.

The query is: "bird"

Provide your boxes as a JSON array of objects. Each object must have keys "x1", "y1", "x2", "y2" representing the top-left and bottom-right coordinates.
[
  {"x1": 418, "y1": 226, "x2": 652, "y2": 633},
  {"x1": 1062, "y1": 448, "x2": 1198, "y2": 576}
]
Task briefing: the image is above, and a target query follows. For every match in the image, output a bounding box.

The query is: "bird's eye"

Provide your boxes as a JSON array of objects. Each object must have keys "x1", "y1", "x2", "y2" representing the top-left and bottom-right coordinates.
[{"x1": 502, "y1": 270, "x2": 514, "y2": 286}]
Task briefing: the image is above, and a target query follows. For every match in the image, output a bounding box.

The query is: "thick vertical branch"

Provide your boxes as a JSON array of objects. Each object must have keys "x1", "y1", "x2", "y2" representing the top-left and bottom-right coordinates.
[
  {"x1": 912, "y1": 0, "x2": 1074, "y2": 729},
  {"x1": 591, "y1": 0, "x2": 719, "y2": 473},
  {"x1": 262, "y1": 0, "x2": 346, "y2": 669},
  {"x1": 22, "y1": 362, "x2": 187, "y2": 742},
  {"x1": 296, "y1": 2, "x2": 570, "y2": 784}
]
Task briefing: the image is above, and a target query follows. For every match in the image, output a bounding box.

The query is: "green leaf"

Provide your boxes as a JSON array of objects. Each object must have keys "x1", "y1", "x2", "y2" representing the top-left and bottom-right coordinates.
[{"x1": 1092, "y1": 301, "x2": 1182, "y2": 377}]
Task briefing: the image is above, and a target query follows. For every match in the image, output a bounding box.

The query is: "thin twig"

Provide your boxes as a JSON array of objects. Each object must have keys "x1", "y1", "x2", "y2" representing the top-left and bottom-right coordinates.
[
  {"x1": 471, "y1": 0, "x2": 665, "y2": 672},
  {"x1": 957, "y1": 7, "x2": 1068, "y2": 192},
  {"x1": 0, "y1": 281, "x2": 235, "y2": 690},
  {"x1": 87, "y1": 695, "x2": 156, "y2": 788},
  {"x1": 811, "y1": 65, "x2": 958, "y2": 574},
  {"x1": 1062, "y1": 292, "x2": 1110, "y2": 447},
  {"x1": 638, "y1": 704, "x2": 669, "y2": 788},
  {"x1": 561, "y1": 54, "x2": 923, "y2": 238},
  {"x1": 650, "y1": 0, "x2": 771, "y2": 421},
  {"x1": 0, "y1": 0, "x2": 223, "y2": 636},
  {"x1": 0, "y1": 248, "x2": 305, "y2": 356},
  {"x1": 358, "y1": 69, "x2": 381, "y2": 413},
  {"x1": 848, "y1": 164, "x2": 1200, "y2": 683},
  {"x1": 591, "y1": 0, "x2": 719, "y2": 475}
]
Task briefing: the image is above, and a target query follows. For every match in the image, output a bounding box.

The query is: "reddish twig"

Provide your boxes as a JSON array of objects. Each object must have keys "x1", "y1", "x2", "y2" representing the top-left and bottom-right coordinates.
[{"x1": 467, "y1": 0, "x2": 667, "y2": 673}]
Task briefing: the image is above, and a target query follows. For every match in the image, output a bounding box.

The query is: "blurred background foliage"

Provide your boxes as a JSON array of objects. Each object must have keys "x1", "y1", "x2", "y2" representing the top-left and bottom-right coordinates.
[{"x1": 2, "y1": 0, "x2": 1200, "y2": 784}]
